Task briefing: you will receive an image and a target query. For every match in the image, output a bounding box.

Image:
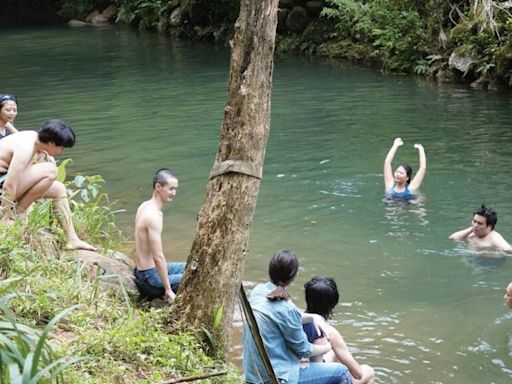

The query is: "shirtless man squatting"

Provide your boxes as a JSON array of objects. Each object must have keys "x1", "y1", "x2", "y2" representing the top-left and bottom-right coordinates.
[{"x1": 0, "y1": 119, "x2": 96, "y2": 251}]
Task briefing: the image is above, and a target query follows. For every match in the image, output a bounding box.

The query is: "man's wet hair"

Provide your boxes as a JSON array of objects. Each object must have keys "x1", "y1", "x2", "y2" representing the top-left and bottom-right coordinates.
[
  {"x1": 152, "y1": 168, "x2": 177, "y2": 190},
  {"x1": 474, "y1": 204, "x2": 497, "y2": 229},
  {"x1": 37, "y1": 119, "x2": 75, "y2": 148},
  {"x1": 304, "y1": 276, "x2": 339, "y2": 319}
]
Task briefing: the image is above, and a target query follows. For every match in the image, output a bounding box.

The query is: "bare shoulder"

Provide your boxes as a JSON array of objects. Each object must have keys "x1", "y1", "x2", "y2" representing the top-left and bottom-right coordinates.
[
  {"x1": 135, "y1": 201, "x2": 162, "y2": 227},
  {"x1": 326, "y1": 323, "x2": 344, "y2": 343}
]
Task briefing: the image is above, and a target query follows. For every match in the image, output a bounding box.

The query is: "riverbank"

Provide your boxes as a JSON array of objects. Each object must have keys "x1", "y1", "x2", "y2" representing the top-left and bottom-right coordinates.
[
  {"x1": 0, "y1": 176, "x2": 242, "y2": 383},
  {"x1": 21, "y1": 0, "x2": 512, "y2": 91}
]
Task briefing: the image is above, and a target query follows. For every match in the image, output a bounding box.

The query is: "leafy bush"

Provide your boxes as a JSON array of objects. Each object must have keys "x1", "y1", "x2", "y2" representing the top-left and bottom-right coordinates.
[{"x1": 0, "y1": 301, "x2": 84, "y2": 383}]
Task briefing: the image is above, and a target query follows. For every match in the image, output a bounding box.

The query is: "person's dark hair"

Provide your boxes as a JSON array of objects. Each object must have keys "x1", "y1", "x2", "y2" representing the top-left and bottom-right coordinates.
[
  {"x1": 304, "y1": 277, "x2": 339, "y2": 319},
  {"x1": 0, "y1": 94, "x2": 18, "y2": 109},
  {"x1": 38, "y1": 119, "x2": 75, "y2": 148},
  {"x1": 399, "y1": 163, "x2": 413, "y2": 184},
  {"x1": 152, "y1": 168, "x2": 177, "y2": 190},
  {"x1": 474, "y1": 204, "x2": 497, "y2": 229},
  {"x1": 266, "y1": 250, "x2": 299, "y2": 301}
]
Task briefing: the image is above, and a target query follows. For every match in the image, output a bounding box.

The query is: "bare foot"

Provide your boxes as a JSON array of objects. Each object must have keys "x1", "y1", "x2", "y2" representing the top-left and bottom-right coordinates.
[{"x1": 65, "y1": 238, "x2": 97, "y2": 252}]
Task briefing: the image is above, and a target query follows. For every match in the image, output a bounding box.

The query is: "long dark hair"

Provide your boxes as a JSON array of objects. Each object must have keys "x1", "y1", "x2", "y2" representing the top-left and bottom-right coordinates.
[
  {"x1": 399, "y1": 163, "x2": 413, "y2": 184},
  {"x1": 266, "y1": 250, "x2": 299, "y2": 301}
]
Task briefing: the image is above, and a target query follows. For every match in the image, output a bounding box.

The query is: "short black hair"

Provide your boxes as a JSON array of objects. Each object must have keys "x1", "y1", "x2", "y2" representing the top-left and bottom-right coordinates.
[
  {"x1": 37, "y1": 119, "x2": 75, "y2": 148},
  {"x1": 304, "y1": 276, "x2": 339, "y2": 319},
  {"x1": 152, "y1": 168, "x2": 177, "y2": 190},
  {"x1": 474, "y1": 204, "x2": 497, "y2": 229}
]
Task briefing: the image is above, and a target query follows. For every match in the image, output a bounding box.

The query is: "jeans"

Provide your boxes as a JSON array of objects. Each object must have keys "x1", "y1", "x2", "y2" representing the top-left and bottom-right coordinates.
[
  {"x1": 297, "y1": 362, "x2": 352, "y2": 384},
  {"x1": 134, "y1": 262, "x2": 186, "y2": 299}
]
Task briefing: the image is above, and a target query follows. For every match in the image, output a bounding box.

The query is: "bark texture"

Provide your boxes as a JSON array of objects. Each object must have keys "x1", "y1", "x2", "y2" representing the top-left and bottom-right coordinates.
[{"x1": 173, "y1": 0, "x2": 279, "y2": 353}]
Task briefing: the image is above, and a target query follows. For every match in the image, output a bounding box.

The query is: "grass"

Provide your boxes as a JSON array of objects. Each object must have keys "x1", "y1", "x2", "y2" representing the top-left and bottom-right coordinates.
[{"x1": 0, "y1": 173, "x2": 243, "y2": 383}]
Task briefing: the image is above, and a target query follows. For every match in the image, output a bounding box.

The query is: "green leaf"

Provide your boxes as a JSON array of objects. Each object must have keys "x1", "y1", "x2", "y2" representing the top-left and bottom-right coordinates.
[{"x1": 56, "y1": 158, "x2": 72, "y2": 183}]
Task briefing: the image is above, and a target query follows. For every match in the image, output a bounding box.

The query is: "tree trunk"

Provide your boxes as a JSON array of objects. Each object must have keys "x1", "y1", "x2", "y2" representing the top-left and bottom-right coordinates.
[{"x1": 173, "y1": 0, "x2": 279, "y2": 354}]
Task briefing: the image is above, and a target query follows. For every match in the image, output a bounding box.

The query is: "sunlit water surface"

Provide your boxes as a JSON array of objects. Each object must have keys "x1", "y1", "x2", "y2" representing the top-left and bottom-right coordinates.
[{"x1": 2, "y1": 27, "x2": 512, "y2": 383}]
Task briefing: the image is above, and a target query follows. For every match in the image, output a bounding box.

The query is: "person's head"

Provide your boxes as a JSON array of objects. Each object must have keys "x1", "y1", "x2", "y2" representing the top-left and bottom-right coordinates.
[
  {"x1": 152, "y1": 168, "x2": 179, "y2": 202},
  {"x1": 0, "y1": 94, "x2": 18, "y2": 125},
  {"x1": 471, "y1": 204, "x2": 497, "y2": 237},
  {"x1": 304, "y1": 277, "x2": 339, "y2": 319},
  {"x1": 504, "y1": 282, "x2": 512, "y2": 309},
  {"x1": 394, "y1": 163, "x2": 412, "y2": 185},
  {"x1": 266, "y1": 250, "x2": 299, "y2": 301},
  {"x1": 37, "y1": 119, "x2": 75, "y2": 156}
]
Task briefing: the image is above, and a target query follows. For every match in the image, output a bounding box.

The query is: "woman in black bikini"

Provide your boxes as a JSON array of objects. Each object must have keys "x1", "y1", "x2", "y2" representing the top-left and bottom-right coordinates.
[{"x1": 0, "y1": 94, "x2": 19, "y2": 139}]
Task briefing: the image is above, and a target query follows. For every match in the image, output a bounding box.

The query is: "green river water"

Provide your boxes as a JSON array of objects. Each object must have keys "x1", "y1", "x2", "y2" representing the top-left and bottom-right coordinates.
[{"x1": 2, "y1": 26, "x2": 512, "y2": 383}]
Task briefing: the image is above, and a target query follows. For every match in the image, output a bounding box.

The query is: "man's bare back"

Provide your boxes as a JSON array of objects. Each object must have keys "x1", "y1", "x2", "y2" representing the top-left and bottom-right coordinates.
[{"x1": 0, "y1": 131, "x2": 38, "y2": 173}]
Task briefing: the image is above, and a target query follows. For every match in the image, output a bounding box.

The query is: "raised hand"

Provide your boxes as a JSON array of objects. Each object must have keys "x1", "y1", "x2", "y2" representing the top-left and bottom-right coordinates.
[
  {"x1": 414, "y1": 143, "x2": 423, "y2": 150},
  {"x1": 394, "y1": 137, "x2": 404, "y2": 147}
]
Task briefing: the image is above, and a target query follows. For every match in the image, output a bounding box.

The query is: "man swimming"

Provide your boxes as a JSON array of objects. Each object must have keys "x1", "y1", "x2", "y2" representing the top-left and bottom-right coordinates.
[{"x1": 449, "y1": 205, "x2": 512, "y2": 254}]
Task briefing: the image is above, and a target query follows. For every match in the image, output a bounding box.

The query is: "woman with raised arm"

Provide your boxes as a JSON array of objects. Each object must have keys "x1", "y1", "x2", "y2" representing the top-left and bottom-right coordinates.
[
  {"x1": 243, "y1": 250, "x2": 352, "y2": 384},
  {"x1": 0, "y1": 94, "x2": 19, "y2": 139},
  {"x1": 383, "y1": 137, "x2": 426, "y2": 199}
]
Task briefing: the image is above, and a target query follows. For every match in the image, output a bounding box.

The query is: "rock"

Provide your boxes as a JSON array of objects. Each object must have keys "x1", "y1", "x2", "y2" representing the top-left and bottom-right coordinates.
[
  {"x1": 85, "y1": 11, "x2": 100, "y2": 23},
  {"x1": 69, "y1": 249, "x2": 137, "y2": 293},
  {"x1": 286, "y1": 6, "x2": 310, "y2": 34},
  {"x1": 68, "y1": 19, "x2": 88, "y2": 27},
  {"x1": 448, "y1": 51, "x2": 476, "y2": 74},
  {"x1": 85, "y1": 4, "x2": 117, "y2": 26},
  {"x1": 169, "y1": 6, "x2": 185, "y2": 28},
  {"x1": 101, "y1": 4, "x2": 117, "y2": 20}
]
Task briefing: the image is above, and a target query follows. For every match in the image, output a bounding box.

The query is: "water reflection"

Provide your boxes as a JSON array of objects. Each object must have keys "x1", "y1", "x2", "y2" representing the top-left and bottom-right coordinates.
[{"x1": 383, "y1": 195, "x2": 429, "y2": 237}]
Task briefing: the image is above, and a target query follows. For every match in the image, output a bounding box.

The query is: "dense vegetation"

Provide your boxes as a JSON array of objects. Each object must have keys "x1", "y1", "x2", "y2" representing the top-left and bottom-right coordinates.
[{"x1": 0, "y1": 173, "x2": 242, "y2": 383}]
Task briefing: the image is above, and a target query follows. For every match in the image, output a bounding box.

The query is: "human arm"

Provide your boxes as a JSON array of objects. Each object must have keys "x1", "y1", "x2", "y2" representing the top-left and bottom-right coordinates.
[
  {"x1": 449, "y1": 227, "x2": 473, "y2": 241},
  {"x1": 301, "y1": 312, "x2": 329, "y2": 340},
  {"x1": 326, "y1": 325, "x2": 364, "y2": 380},
  {"x1": 491, "y1": 232, "x2": 512, "y2": 254},
  {"x1": 408, "y1": 143, "x2": 426, "y2": 191},
  {"x1": 6, "y1": 122, "x2": 18, "y2": 134},
  {"x1": 383, "y1": 137, "x2": 403, "y2": 190},
  {"x1": 146, "y1": 216, "x2": 175, "y2": 303}
]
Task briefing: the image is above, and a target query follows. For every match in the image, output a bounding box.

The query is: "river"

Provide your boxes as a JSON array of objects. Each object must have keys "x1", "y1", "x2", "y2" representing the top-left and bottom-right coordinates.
[{"x1": 2, "y1": 26, "x2": 512, "y2": 383}]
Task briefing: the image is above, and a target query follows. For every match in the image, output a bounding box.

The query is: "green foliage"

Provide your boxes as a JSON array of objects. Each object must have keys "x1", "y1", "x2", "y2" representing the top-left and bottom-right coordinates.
[
  {"x1": 0, "y1": 172, "x2": 242, "y2": 383},
  {"x1": 0, "y1": 301, "x2": 85, "y2": 383},
  {"x1": 55, "y1": 0, "x2": 110, "y2": 18},
  {"x1": 66, "y1": 174, "x2": 125, "y2": 252},
  {"x1": 116, "y1": 0, "x2": 171, "y2": 30},
  {"x1": 322, "y1": 0, "x2": 431, "y2": 72}
]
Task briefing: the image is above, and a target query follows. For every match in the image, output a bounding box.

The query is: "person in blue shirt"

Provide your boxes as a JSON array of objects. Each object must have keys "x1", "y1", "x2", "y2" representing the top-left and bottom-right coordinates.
[
  {"x1": 243, "y1": 249, "x2": 352, "y2": 384},
  {"x1": 383, "y1": 137, "x2": 426, "y2": 200}
]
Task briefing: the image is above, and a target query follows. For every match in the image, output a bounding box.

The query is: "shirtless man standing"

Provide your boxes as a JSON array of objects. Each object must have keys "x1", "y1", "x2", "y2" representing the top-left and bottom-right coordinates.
[
  {"x1": 0, "y1": 119, "x2": 95, "y2": 251},
  {"x1": 449, "y1": 205, "x2": 512, "y2": 254},
  {"x1": 134, "y1": 168, "x2": 186, "y2": 304}
]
